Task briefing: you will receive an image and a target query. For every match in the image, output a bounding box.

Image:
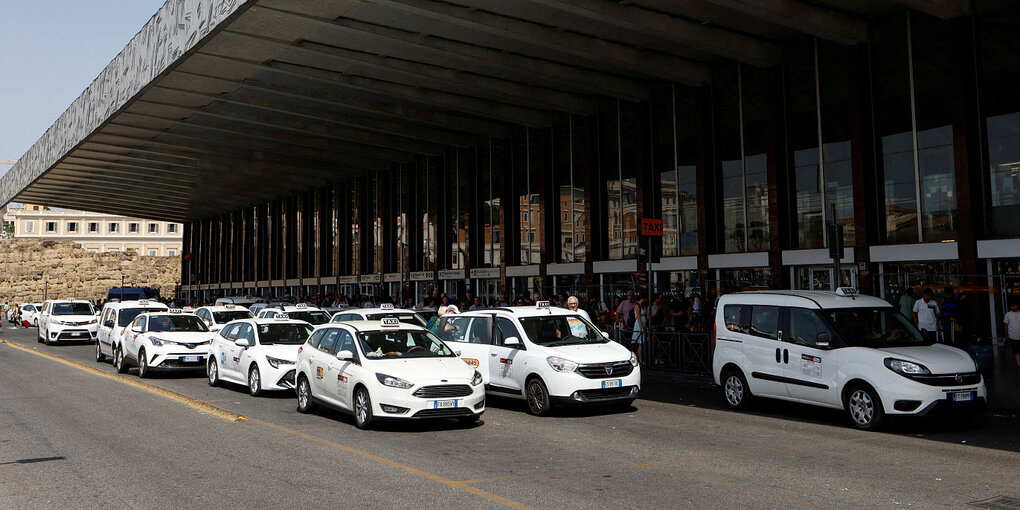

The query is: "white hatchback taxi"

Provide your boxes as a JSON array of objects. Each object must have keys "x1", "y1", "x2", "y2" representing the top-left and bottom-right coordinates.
[
  {"x1": 256, "y1": 304, "x2": 332, "y2": 325},
  {"x1": 330, "y1": 303, "x2": 427, "y2": 327},
  {"x1": 194, "y1": 304, "x2": 254, "y2": 332},
  {"x1": 713, "y1": 288, "x2": 987, "y2": 430},
  {"x1": 37, "y1": 299, "x2": 98, "y2": 345},
  {"x1": 294, "y1": 319, "x2": 485, "y2": 429},
  {"x1": 207, "y1": 316, "x2": 313, "y2": 396},
  {"x1": 439, "y1": 302, "x2": 641, "y2": 416},
  {"x1": 115, "y1": 310, "x2": 214, "y2": 377}
]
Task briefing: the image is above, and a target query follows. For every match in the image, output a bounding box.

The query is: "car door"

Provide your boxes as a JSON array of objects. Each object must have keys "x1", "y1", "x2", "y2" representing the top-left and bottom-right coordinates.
[
  {"x1": 489, "y1": 317, "x2": 525, "y2": 392},
  {"x1": 99, "y1": 308, "x2": 114, "y2": 348},
  {"x1": 127, "y1": 316, "x2": 147, "y2": 360},
  {"x1": 312, "y1": 329, "x2": 341, "y2": 406},
  {"x1": 781, "y1": 307, "x2": 840, "y2": 406},
  {"x1": 726, "y1": 304, "x2": 788, "y2": 398},
  {"x1": 332, "y1": 330, "x2": 360, "y2": 410},
  {"x1": 211, "y1": 323, "x2": 236, "y2": 376},
  {"x1": 226, "y1": 324, "x2": 253, "y2": 378},
  {"x1": 437, "y1": 316, "x2": 491, "y2": 377},
  {"x1": 39, "y1": 303, "x2": 51, "y2": 335}
]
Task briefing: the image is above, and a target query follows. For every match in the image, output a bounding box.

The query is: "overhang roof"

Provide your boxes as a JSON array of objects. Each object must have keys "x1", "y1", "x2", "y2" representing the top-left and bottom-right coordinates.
[{"x1": 0, "y1": 0, "x2": 963, "y2": 222}]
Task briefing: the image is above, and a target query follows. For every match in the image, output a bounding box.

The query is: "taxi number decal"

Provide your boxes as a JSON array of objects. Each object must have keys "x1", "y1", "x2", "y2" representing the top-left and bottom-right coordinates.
[
  {"x1": 800, "y1": 354, "x2": 822, "y2": 378},
  {"x1": 461, "y1": 358, "x2": 479, "y2": 368},
  {"x1": 315, "y1": 366, "x2": 324, "y2": 379},
  {"x1": 232, "y1": 357, "x2": 240, "y2": 362},
  {"x1": 337, "y1": 375, "x2": 347, "y2": 383},
  {"x1": 499, "y1": 358, "x2": 512, "y2": 365}
]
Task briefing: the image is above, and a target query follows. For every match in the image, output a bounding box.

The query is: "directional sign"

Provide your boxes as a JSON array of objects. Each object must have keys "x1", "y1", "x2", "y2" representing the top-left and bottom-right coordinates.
[{"x1": 640, "y1": 218, "x2": 663, "y2": 237}]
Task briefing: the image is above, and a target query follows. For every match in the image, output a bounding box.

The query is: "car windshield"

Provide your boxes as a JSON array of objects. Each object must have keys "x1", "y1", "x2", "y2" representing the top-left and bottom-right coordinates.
[
  {"x1": 287, "y1": 311, "x2": 332, "y2": 325},
  {"x1": 116, "y1": 307, "x2": 167, "y2": 327},
  {"x1": 52, "y1": 303, "x2": 94, "y2": 315},
  {"x1": 359, "y1": 330, "x2": 455, "y2": 359},
  {"x1": 364, "y1": 312, "x2": 426, "y2": 327},
  {"x1": 519, "y1": 315, "x2": 608, "y2": 346},
  {"x1": 825, "y1": 307, "x2": 931, "y2": 348},
  {"x1": 147, "y1": 315, "x2": 209, "y2": 332},
  {"x1": 213, "y1": 310, "x2": 254, "y2": 323},
  {"x1": 257, "y1": 323, "x2": 312, "y2": 345}
]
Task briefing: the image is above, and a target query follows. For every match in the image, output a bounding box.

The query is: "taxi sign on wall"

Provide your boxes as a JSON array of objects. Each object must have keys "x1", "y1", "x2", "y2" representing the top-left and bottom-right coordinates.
[{"x1": 640, "y1": 218, "x2": 663, "y2": 237}]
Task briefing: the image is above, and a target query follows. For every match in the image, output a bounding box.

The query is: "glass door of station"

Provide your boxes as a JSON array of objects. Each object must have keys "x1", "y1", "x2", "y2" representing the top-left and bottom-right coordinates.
[{"x1": 794, "y1": 266, "x2": 856, "y2": 291}]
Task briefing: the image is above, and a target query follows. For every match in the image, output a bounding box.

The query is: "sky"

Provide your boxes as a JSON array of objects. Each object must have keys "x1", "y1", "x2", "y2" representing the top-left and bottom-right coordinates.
[{"x1": 0, "y1": 1, "x2": 168, "y2": 177}]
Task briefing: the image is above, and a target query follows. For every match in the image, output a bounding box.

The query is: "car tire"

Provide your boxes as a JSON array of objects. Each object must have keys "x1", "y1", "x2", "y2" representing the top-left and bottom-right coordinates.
[
  {"x1": 721, "y1": 369, "x2": 753, "y2": 411},
  {"x1": 354, "y1": 386, "x2": 374, "y2": 429},
  {"x1": 115, "y1": 346, "x2": 128, "y2": 374},
  {"x1": 137, "y1": 349, "x2": 149, "y2": 378},
  {"x1": 37, "y1": 328, "x2": 43, "y2": 343},
  {"x1": 96, "y1": 341, "x2": 106, "y2": 363},
  {"x1": 248, "y1": 366, "x2": 262, "y2": 397},
  {"x1": 525, "y1": 377, "x2": 553, "y2": 416},
  {"x1": 845, "y1": 383, "x2": 884, "y2": 431},
  {"x1": 43, "y1": 330, "x2": 51, "y2": 346},
  {"x1": 207, "y1": 359, "x2": 221, "y2": 387},
  {"x1": 296, "y1": 376, "x2": 317, "y2": 414}
]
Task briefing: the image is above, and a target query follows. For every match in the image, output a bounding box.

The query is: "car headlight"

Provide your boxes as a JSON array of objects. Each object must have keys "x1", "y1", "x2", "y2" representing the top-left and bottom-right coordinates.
[
  {"x1": 629, "y1": 352, "x2": 638, "y2": 367},
  {"x1": 471, "y1": 370, "x2": 483, "y2": 386},
  {"x1": 884, "y1": 358, "x2": 931, "y2": 376},
  {"x1": 50, "y1": 319, "x2": 64, "y2": 325},
  {"x1": 376, "y1": 373, "x2": 414, "y2": 389},
  {"x1": 266, "y1": 356, "x2": 294, "y2": 369},
  {"x1": 148, "y1": 336, "x2": 170, "y2": 346},
  {"x1": 546, "y1": 356, "x2": 578, "y2": 373}
]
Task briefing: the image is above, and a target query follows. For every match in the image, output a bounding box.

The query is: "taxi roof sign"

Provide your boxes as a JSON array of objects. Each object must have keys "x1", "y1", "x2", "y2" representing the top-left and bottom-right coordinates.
[
  {"x1": 835, "y1": 287, "x2": 858, "y2": 297},
  {"x1": 295, "y1": 303, "x2": 308, "y2": 309},
  {"x1": 536, "y1": 301, "x2": 550, "y2": 309},
  {"x1": 275, "y1": 313, "x2": 290, "y2": 320},
  {"x1": 380, "y1": 303, "x2": 395, "y2": 310},
  {"x1": 168, "y1": 308, "x2": 183, "y2": 313},
  {"x1": 224, "y1": 304, "x2": 235, "y2": 309},
  {"x1": 138, "y1": 299, "x2": 150, "y2": 305},
  {"x1": 381, "y1": 317, "x2": 400, "y2": 327}
]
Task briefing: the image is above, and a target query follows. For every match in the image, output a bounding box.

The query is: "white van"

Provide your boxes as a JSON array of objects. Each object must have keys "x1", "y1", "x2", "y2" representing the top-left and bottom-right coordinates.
[
  {"x1": 96, "y1": 299, "x2": 169, "y2": 363},
  {"x1": 37, "y1": 299, "x2": 98, "y2": 345},
  {"x1": 712, "y1": 288, "x2": 986, "y2": 430}
]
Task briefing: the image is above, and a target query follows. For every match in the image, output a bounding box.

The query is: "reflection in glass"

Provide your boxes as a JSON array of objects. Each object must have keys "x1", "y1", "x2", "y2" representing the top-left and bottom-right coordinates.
[{"x1": 980, "y1": 8, "x2": 1020, "y2": 237}]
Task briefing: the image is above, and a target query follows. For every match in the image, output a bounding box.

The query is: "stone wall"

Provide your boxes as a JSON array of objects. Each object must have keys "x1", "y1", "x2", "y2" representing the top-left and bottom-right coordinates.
[{"x1": 0, "y1": 239, "x2": 180, "y2": 303}]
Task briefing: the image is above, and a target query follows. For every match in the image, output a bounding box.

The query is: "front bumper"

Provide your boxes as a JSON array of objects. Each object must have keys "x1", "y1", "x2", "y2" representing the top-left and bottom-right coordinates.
[
  {"x1": 261, "y1": 364, "x2": 297, "y2": 390},
  {"x1": 878, "y1": 373, "x2": 987, "y2": 416},
  {"x1": 545, "y1": 366, "x2": 642, "y2": 405},
  {"x1": 373, "y1": 382, "x2": 486, "y2": 420},
  {"x1": 147, "y1": 345, "x2": 210, "y2": 371},
  {"x1": 49, "y1": 325, "x2": 98, "y2": 341}
]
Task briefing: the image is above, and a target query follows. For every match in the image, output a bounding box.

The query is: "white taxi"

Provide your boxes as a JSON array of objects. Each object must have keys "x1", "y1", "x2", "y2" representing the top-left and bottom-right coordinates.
[
  {"x1": 97, "y1": 299, "x2": 169, "y2": 364},
  {"x1": 194, "y1": 304, "x2": 254, "y2": 332},
  {"x1": 713, "y1": 288, "x2": 987, "y2": 430},
  {"x1": 294, "y1": 319, "x2": 485, "y2": 429},
  {"x1": 20, "y1": 303, "x2": 43, "y2": 327},
  {"x1": 37, "y1": 299, "x2": 98, "y2": 345},
  {"x1": 114, "y1": 309, "x2": 214, "y2": 378},
  {"x1": 329, "y1": 303, "x2": 427, "y2": 327},
  {"x1": 438, "y1": 302, "x2": 640, "y2": 416},
  {"x1": 256, "y1": 304, "x2": 332, "y2": 325},
  {"x1": 207, "y1": 316, "x2": 314, "y2": 396}
]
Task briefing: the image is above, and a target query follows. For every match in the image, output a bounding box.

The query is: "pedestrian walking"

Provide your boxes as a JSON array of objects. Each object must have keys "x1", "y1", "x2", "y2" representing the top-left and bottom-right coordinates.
[
  {"x1": 913, "y1": 288, "x2": 940, "y2": 343},
  {"x1": 1003, "y1": 302, "x2": 1020, "y2": 372}
]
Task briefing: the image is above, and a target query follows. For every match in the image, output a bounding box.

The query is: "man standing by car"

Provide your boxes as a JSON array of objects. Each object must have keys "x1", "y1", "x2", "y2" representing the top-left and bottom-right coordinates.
[
  {"x1": 615, "y1": 290, "x2": 636, "y2": 331},
  {"x1": 1004, "y1": 301, "x2": 1020, "y2": 372},
  {"x1": 913, "y1": 288, "x2": 941, "y2": 343},
  {"x1": 566, "y1": 296, "x2": 590, "y2": 321}
]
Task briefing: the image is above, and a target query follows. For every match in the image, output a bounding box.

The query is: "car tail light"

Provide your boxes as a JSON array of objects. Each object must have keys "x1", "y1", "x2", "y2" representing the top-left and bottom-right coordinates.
[{"x1": 712, "y1": 322, "x2": 717, "y2": 349}]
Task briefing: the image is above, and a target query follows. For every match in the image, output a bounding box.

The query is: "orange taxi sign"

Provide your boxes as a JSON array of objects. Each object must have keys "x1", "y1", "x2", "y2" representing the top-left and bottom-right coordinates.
[{"x1": 640, "y1": 218, "x2": 663, "y2": 237}]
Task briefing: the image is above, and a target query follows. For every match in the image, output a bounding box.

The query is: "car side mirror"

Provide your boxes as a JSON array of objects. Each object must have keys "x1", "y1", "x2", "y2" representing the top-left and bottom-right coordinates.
[
  {"x1": 336, "y1": 350, "x2": 355, "y2": 361},
  {"x1": 602, "y1": 331, "x2": 610, "y2": 339},
  {"x1": 504, "y1": 336, "x2": 521, "y2": 348},
  {"x1": 234, "y1": 339, "x2": 249, "y2": 348},
  {"x1": 131, "y1": 327, "x2": 143, "y2": 333},
  {"x1": 454, "y1": 349, "x2": 462, "y2": 356},
  {"x1": 815, "y1": 332, "x2": 831, "y2": 349},
  {"x1": 104, "y1": 320, "x2": 114, "y2": 328},
  {"x1": 203, "y1": 319, "x2": 213, "y2": 327}
]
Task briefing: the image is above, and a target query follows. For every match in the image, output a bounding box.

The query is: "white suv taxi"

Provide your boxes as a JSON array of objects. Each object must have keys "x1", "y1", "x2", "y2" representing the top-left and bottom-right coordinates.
[
  {"x1": 330, "y1": 303, "x2": 427, "y2": 327},
  {"x1": 207, "y1": 316, "x2": 313, "y2": 396},
  {"x1": 295, "y1": 319, "x2": 485, "y2": 429},
  {"x1": 438, "y1": 302, "x2": 641, "y2": 416},
  {"x1": 256, "y1": 304, "x2": 332, "y2": 325},
  {"x1": 713, "y1": 288, "x2": 987, "y2": 430},
  {"x1": 97, "y1": 299, "x2": 169, "y2": 364},
  {"x1": 194, "y1": 304, "x2": 254, "y2": 332},
  {"x1": 37, "y1": 299, "x2": 98, "y2": 345},
  {"x1": 114, "y1": 310, "x2": 214, "y2": 378}
]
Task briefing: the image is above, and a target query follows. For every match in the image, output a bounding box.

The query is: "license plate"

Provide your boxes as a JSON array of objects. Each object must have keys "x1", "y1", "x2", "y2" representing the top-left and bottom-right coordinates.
[
  {"x1": 432, "y1": 400, "x2": 457, "y2": 409},
  {"x1": 181, "y1": 356, "x2": 201, "y2": 363},
  {"x1": 951, "y1": 391, "x2": 973, "y2": 402},
  {"x1": 70, "y1": 332, "x2": 82, "y2": 337},
  {"x1": 602, "y1": 379, "x2": 622, "y2": 389}
]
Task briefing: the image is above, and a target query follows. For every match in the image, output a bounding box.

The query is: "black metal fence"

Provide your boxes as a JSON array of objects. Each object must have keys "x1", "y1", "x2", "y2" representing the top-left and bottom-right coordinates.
[{"x1": 611, "y1": 329, "x2": 713, "y2": 376}]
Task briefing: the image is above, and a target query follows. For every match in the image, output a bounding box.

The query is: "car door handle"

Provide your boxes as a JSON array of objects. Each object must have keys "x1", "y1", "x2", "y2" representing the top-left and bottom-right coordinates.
[
  {"x1": 783, "y1": 349, "x2": 789, "y2": 364},
  {"x1": 491, "y1": 353, "x2": 498, "y2": 357},
  {"x1": 775, "y1": 348, "x2": 781, "y2": 363}
]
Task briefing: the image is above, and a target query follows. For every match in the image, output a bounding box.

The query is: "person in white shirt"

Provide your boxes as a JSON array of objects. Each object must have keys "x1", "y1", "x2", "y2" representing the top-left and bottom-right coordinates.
[
  {"x1": 1003, "y1": 302, "x2": 1020, "y2": 371},
  {"x1": 566, "y1": 296, "x2": 591, "y2": 322},
  {"x1": 912, "y1": 288, "x2": 940, "y2": 343}
]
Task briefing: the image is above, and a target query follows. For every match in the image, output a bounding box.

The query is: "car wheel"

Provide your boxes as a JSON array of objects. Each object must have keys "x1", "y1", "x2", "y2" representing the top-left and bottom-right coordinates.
[
  {"x1": 43, "y1": 330, "x2": 51, "y2": 346},
  {"x1": 137, "y1": 349, "x2": 149, "y2": 378},
  {"x1": 296, "y1": 376, "x2": 317, "y2": 414},
  {"x1": 845, "y1": 384, "x2": 884, "y2": 431},
  {"x1": 115, "y1": 346, "x2": 128, "y2": 374},
  {"x1": 354, "y1": 387, "x2": 374, "y2": 429},
  {"x1": 207, "y1": 359, "x2": 221, "y2": 387},
  {"x1": 96, "y1": 341, "x2": 106, "y2": 363},
  {"x1": 722, "y1": 369, "x2": 753, "y2": 410},
  {"x1": 525, "y1": 377, "x2": 553, "y2": 416},
  {"x1": 248, "y1": 366, "x2": 262, "y2": 397},
  {"x1": 37, "y1": 328, "x2": 43, "y2": 343}
]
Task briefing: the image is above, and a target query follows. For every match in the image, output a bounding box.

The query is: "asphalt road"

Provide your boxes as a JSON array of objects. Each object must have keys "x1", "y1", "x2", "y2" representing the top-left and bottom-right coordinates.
[{"x1": 1, "y1": 325, "x2": 1018, "y2": 509}]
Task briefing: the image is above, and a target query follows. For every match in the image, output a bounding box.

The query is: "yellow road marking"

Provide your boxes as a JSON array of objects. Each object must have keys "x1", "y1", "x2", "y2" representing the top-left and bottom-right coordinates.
[
  {"x1": 458, "y1": 466, "x2": 607, "y2": 484},
  {"x1": 0, "y1": 339, "x2": 245, "y2": 423},
  {"x1": 249, "y1": 417, "x2": 535, "y2": 510}
]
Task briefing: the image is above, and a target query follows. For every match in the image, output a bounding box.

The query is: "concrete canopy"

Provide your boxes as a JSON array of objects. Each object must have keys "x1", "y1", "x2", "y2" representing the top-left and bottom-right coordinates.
[{"x1": 1, "y1": 0, "x2": 908, "y2": 223}]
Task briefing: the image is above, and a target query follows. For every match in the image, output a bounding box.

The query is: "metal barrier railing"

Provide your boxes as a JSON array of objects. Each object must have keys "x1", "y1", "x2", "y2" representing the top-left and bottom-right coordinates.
[{"x1": 610, "y1": 329, "x2": 713, "y2": 376}]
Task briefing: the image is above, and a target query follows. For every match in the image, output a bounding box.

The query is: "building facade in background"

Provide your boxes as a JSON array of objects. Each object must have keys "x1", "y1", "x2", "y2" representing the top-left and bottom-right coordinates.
[{"x1": 6, "y1": 204, "x2": 181, "y2": 256}]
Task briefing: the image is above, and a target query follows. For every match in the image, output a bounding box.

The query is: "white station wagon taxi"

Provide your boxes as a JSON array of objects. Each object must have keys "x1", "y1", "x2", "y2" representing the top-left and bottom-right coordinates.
[
  {"x1": 438, "y1": 302, "x2": 641, "y2": 416},
  {"x1": 713, "y1": 289, "x2": 987, "y2": 430},
  {"x1": 330, "y1": 303, "x2": 427, "y2": 327},
  {"x1": 194, "y1": 304, "x2": 254, "y2": 332},
  {"x1": 294, "y1": 318, "x2": 485, "y2": 429},
  {"x1": 114, "y1": 309, "x2": 214, "y2": 378},
  {"x1": 207, "y1": 316, "x2": 313, "y2": 396},
  {"x1": 256, "y1": 304, "x2": 332, "y2": 325}
]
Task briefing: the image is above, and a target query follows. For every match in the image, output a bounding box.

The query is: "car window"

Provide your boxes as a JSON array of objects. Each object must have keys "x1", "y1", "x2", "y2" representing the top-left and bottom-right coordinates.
[
  {"x1": 257, "y1": 323, "x2": 312, "y2": 345},
  {"x1": 826, "y1": 307, "x2": 929, "y2": 347},
  {"x1": 364, "y1": 312, "x2": 426, "y2": 327},
  {"x1": 437, "y1": 317, "x2": 474, "y2": 343},
  {"x1": 336, "y1": 330, "x2": 357, "y2": 356},
  {"x1": 133, "y1": 316, "x2": 146, "y2": 330},
  {"x1": 238, "y1": 324, "x2": 255, "y2": 344},
  {"x1": 359, "y1": 330, "x2": 455, "y2": 359},
  {"x1": 749, "y1": 306, "x2": 779, "y2": 340},
  {"x1": 495, "y1": 318, "x2": 519, "y2": 346},
  {"x1": 519, "y1": 316, "x2": 608, "y2": 346},
  {"x1": 307, "y1": 329, "x2": 326, "y2": 348},
  {"x1": 116, "y1": 307, "x2": 166, "y2": 328},
  {"x1": 318, "y1": 329, "x2": 340, "y2": 353},
  {"x1": 787, "y1": 308, "x2": 831, "y2": 347},
  {"x1": 723, "y1": 304, "x2": 750, "y2": 334},
  {"x1": 147, "y1": 315, "x2": 209, "y2": 332},
  {"x1": 52, "y1": 302, "x2": 94, "y2": 315},
  {"x1": 213, "y1": 310, "x2": 254, "y2": 323},
  {"x1": 287, "y1": 311, "x2": 331, "y2": 325},
  {"x1": 221, "y1": 323, "x2": 241, "y2": 340}
]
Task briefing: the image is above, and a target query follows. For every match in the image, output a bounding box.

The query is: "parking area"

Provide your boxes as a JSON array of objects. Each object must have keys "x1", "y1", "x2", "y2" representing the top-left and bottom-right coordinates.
[{"x1": 2, "y1": 325, "x2": 1018, "y2": 509}]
